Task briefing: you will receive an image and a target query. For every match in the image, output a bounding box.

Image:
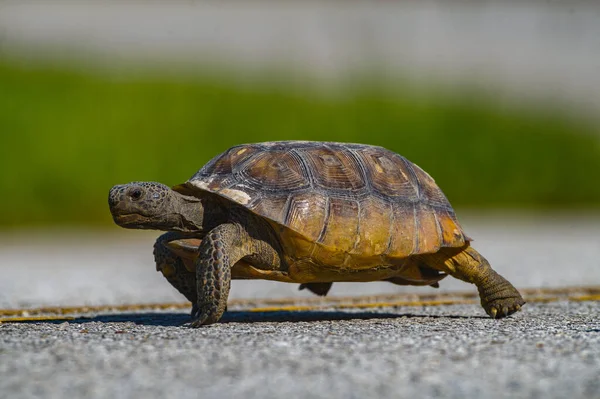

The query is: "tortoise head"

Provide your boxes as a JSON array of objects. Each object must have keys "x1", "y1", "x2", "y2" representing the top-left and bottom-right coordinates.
[{"x1": 108, "y1": 182, "x2": 204, "y2": 232}]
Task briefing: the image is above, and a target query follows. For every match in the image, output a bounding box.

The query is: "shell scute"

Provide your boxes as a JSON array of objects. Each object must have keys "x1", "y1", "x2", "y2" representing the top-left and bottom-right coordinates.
[
  {"x1": 386, "y1": 202, "x2": 418, "y2": 258},
  {"x1": 318, "y1": 197, "x2": 360, "y2": 253},
  {"x1": 436, "y1": 208, "x2": 467, "y2": 247},
  {"x1": 414, "y1": 204, "x2": 442, "y2": 254},
  {"x1": 410, "y1": 162, "x2": 450, "y2": 207},
  {"x1": 356, "y1": 148, "x2": 418, "y2": 199},
  {"x1": 285, "y1": 192, "x2": 329, "y2": 243},
  {"x1": 247, "y1": 195, "x2": 289, "y2": 224},
  {"x1": 240, "y1": 150, "x2": 310, "y2": 191},
  {"x1": 301, "y1": 146, "x2": 367, "y2": 192},
  {"x1": 352, "y1": 196, "x2": 393, "y2": 256}
]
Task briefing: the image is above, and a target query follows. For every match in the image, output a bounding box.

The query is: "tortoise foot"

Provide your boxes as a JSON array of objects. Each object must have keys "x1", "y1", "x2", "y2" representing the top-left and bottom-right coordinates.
[{"x1": 478, "y1": 274, "x2": 525, "y2": 319}]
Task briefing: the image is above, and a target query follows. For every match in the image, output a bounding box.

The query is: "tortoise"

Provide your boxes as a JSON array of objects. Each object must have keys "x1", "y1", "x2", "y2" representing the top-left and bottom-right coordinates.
[{"x1": 108, "y1": 141, "x2": 525, "y2": 326}]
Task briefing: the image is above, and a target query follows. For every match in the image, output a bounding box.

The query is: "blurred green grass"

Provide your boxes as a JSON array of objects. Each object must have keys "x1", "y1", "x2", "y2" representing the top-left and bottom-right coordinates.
[{"x1": 1, "y1": 59, "x2": 599, "y2": 227}]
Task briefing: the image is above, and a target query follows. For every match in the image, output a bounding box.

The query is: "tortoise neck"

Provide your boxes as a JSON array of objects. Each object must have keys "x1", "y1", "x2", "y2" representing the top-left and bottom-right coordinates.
[{"x1": 170, "y1": 193, "x2": 226, "y2": 233}]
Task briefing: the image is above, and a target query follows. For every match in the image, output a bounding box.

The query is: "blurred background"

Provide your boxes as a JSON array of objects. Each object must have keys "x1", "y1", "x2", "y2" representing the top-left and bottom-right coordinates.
[{"x1": 1, "y1": 1, "x2": 598, "y2": 309}]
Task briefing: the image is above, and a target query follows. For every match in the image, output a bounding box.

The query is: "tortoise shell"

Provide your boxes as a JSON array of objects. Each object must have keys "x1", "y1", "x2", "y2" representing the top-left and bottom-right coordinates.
[{"x1": 177, "y1": 141, "x2": 468, "y2": 272}]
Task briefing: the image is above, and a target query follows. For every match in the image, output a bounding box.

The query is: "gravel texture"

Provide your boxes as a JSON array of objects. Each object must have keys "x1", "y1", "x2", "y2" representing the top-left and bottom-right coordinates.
[{"x1": 1, "y1": 301, "x2": 599, "y2": 399}]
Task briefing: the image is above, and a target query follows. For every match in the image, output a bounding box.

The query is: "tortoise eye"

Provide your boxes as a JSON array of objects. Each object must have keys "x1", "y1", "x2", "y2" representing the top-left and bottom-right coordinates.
[{"x1": 130, "y1": 188, "x2": 143, "y2": 201}]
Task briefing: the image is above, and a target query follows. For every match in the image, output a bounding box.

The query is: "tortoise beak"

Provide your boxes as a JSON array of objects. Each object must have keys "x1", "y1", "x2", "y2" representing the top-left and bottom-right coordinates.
[{"x1": 113, "y1": 213, "x2": 150, "y2": 226}]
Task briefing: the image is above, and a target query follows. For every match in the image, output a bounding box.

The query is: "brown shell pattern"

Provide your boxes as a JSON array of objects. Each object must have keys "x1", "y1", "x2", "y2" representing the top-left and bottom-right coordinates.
[{"x1": 186, "y1": 141, "x2": 468, "y2": 258}]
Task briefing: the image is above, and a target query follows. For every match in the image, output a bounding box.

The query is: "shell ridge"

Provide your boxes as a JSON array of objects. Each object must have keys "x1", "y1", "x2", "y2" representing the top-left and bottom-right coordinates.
[
  {"x1": 351, "y1": 199, "x2": 363, "y2": 253},
  {"x1": 348, "y1": 148, "x2": 372, "y2": 192},
  {"x1": 281, "y1": 194, "x2": 295, "y2": 227},
  {"x1": 411, "y1": 202, "x2": 419, "y2": 255},
  {"x1": 432, "y1": 210, "x2": 444, "y2": 251},
  {"x1": 290, "y1": 148, "x2": 315, "y2": 190},
  {"x1": 383, "y1": 200, "x2": 396, "y2": 257},
  {"x1": 400, "y1": 155, "x2": 422, "y2": 200}
]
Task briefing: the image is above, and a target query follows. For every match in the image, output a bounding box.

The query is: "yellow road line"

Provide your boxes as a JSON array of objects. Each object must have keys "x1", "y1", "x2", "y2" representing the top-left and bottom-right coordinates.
[
  {"x1": 0, "y1": 286, "x2": 598, "y2": 321},
  {"x1": 249, "y1": 299, "x2": 478, "y2": 313},
  {"x1": 231, "y1": 286, "x2": 600, "y2": 307},
  {"x1": 0, "y1": 316, "x2": 75, "y2": 323},
  {"x1": 0, "y1": 303, "x2": 190, "y2": 317},
  {"x1": 570, "y1": 294, "x2": 600, "y2": 302}
]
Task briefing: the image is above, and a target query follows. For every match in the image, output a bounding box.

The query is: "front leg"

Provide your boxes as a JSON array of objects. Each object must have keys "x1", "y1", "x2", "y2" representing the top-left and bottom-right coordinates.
[
  {"x1": 191, "y1": 222, "x2": 282, "y2": 327},
  {"x1": 154, "y1": 232, "x2": 198, "y2": 306}
]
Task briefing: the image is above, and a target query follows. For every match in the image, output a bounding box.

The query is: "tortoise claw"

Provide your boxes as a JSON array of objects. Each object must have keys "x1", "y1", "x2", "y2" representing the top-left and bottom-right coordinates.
[
  {"x1": 190, "y1": 320, "x2": 205, "y2": 328},
  {"x1": 190, "y1": 307, "x2": 209, "y2": 328},
  {"x1": 483, "y1": 297, "x2": 525, "y2": 319}
]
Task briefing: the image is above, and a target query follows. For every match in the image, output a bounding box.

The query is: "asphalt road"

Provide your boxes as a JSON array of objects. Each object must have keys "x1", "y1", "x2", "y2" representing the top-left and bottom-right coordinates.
[{"x1": 1, "y1": 300, "x2": 599, "y2": 399}]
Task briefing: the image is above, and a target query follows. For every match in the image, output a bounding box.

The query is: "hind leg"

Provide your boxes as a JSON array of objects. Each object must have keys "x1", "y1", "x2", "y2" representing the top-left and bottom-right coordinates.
[
  {"x1": 422, "y1": 245, "x2": 525, "y2": 318},
  {"x1": 154, "y1": 232, "x2": 199, "y2": 314}
]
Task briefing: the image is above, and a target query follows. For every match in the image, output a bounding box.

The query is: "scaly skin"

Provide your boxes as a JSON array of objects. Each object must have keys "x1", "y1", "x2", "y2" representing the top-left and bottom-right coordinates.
[
  {"x1": 191, "y1": 217, "x2": 283, "y2": 327},
  {"x1": 153, "y1": 232, "x2": 198, "y2": 314},
  {"x1": 191, "y1": 224, "x2": 235, "y2": 326},
  {"x1": 155, "y1": 231, "x2": 336, "y2": 318},
  {"x1": 422, "y1": 245, "x2": 525, "y2": 318}
]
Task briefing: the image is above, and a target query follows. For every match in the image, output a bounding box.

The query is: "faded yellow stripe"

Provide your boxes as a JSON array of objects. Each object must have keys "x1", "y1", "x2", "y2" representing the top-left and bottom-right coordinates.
[
  {"x1": 1, "y1": 286, "x2": 598, "y2": 319},
  {"x1": 570, "y1": 294, "x2": 600, "y2": 302},
  {"x1": 0, "y1": 315, "x2": 75, "y2": 323},
  {"x1": 0, "y1": 303, "x2": 190, "y2": 317}
]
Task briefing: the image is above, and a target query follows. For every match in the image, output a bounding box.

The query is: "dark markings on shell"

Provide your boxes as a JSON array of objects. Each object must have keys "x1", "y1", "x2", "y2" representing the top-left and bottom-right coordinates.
[
  {"x1": 186, "y1": 141, "x2": 468, "y2": 257},
  {"x1": 316, "y1": 196, "x2": 331, "y2": 244}
]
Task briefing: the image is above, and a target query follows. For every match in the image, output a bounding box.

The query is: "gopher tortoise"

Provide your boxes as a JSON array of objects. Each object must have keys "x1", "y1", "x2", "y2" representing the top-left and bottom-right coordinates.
[{"x1": 108, "y1": 141, "x2": 525, "y2": 326}]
